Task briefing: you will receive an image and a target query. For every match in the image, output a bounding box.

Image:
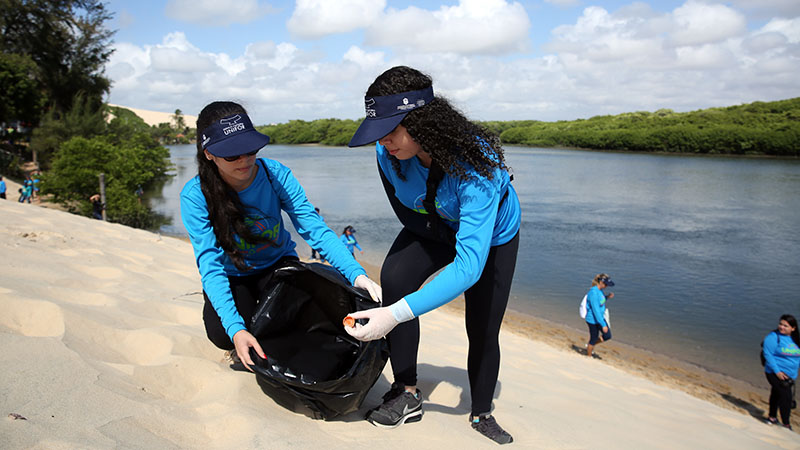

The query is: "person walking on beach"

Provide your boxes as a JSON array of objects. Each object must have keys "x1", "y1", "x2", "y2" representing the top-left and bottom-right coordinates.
[
  {"x1": 18, "y1": 175, "x2": 32, "y2": 203},
  {"x1": 340, "y1": 225, "x2": 363, "y2": 258},
  {"x1": 584, "y1": 273, "x2": 614, "y2": 359},
  {"x1": 346, "y1": 66, "x2": 521, "y2": 444},
  {"x1": 763, "y1": 314, "x2": 800, "y2": 430},
  {"x1": 180, "y1": 101, "x2": 381, "y2": 372},
  {"x1": 0, "y1": 176, "x2": 6, "y2": 199}
]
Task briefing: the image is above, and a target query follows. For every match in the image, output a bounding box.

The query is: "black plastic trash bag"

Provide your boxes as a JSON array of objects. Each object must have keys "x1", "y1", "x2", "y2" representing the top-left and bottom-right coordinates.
[{"x1": 248, "y1": 260, "x2": 388, "y2": 420}]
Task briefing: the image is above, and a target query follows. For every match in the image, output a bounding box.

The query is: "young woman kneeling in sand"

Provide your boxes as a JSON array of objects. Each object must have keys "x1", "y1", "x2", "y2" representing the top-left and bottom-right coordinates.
[{"x1": 180, "y1": 101, "x2": 381, "y2": 371}]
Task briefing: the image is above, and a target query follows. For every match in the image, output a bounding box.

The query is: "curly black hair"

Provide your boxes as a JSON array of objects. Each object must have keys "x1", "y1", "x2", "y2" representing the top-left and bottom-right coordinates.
[
  {"x1": 195, "y1": 101, "x2": 274, "y2": 271},
  {"x1": 365, "y1": 66, "x2": 507, "y2": 181}
]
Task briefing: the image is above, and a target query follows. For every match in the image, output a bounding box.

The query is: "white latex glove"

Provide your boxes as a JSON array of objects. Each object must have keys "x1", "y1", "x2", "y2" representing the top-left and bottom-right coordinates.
[
  {"x1": 344, "y1": 306, "x2": 398, "y2": 341},
  {"x1": 353, "y1": 274, "x2": 382, "y2": 303}
]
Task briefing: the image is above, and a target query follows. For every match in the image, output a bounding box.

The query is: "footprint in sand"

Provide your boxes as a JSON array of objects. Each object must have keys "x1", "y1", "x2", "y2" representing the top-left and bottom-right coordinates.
[
  {"x1": 72, "y1": 263, "x2": 124, "y2": 280},
  {"x1": 0, "y1": 297, "x2": 65, "y2": 337}
]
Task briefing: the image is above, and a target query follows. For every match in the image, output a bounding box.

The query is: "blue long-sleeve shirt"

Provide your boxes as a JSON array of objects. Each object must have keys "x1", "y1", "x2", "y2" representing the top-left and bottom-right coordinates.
[
  {"x1": 376, "y1": 143, "x2": 521, "y2": 317},
  {"x1": 763, "y1": 331, "x2": 800, "y2": 379},
  {"x1": 180, "y1": 158, "x2": 366, "y2": 341},
  {"x1": 584, "y1": 285, "x2": 608, "y2": 327},
  {"x1": 340, "y1": 234, "x2": 362, "y2": 253}
]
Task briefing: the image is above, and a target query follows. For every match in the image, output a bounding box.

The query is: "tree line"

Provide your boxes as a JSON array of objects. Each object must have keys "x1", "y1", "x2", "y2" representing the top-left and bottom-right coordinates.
[
  {"x1": 258, "y1": 98, "x2": 799, "y2": 157},
  {"x1": 1, "y1": 0, "x2": 172, "y2": 228}
]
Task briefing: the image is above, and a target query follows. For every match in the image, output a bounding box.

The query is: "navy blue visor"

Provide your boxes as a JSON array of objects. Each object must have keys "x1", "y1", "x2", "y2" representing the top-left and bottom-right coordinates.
[
  {"x1": 201, "y1": 113, "x2": 270, "y2": 158},
  {"x1": 348, "y1": 86, "x2": 434, "y2": 147}
]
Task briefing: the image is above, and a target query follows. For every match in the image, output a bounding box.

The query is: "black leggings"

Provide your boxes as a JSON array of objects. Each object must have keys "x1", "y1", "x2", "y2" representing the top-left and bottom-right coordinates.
[
  {"x1": 381, "y1": 227, "x2": 519, "y2": 416},
  {"x1": 766, "y1": 372, "x2": 795, "y2": 425},
  {"x1": 202, "y1": 256, "x2": 298, "y2": 350}
]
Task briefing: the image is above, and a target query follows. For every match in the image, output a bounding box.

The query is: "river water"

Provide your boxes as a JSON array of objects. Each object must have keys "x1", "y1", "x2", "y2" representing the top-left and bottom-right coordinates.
[{"x1": 151, "y1": 144, "x2": 800, "y2": 387}]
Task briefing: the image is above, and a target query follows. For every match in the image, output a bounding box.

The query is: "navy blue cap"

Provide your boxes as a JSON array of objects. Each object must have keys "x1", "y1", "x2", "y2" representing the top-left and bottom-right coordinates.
[
  {"x1": 201, "y1": 113, "x2": 270, "y2": 158},
  {"x1": 348, "y1": 86, "x2": 434, "y2": 147},
  {"x1": 600, "y1": 276, "x2": 615, "y2": 287}
]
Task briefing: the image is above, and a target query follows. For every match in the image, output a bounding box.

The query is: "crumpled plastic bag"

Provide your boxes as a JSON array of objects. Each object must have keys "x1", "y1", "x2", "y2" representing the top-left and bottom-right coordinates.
[{"x1": 248, "y1": 260, "x2": 388, "y2": 420}]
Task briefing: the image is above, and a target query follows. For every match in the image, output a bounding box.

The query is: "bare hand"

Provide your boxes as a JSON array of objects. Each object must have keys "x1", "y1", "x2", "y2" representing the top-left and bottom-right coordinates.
[
  {"x1": 606, "y1": 292, "x2": 614, "y2": 300},
  {"x1": 602, "y1": 326, "x2": 609, "y2": 333},
  {"x1": 232, "y1": 329, "x2": 266, "y2": 372},
  {"x1": 776, "y1": 371, "x2": 789, "y2": 381}
]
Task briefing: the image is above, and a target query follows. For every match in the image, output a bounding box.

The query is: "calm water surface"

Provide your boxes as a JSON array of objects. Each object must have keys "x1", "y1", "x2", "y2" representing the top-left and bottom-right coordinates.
[{"x1": 151, "y1": 144, "x2": 800, "y2": 387}]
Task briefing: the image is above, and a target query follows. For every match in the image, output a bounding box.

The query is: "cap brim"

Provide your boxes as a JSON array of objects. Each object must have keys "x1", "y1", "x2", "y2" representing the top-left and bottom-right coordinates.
[
  {"x1": 348, "y1": 114, "x2": 406, "y2": 147},
  {"x1": 605, "y1": 279, "x2": 615, "y2": 287},
  {"x1": 206, "y1": 130, "x2": 270, "y2": 157}
]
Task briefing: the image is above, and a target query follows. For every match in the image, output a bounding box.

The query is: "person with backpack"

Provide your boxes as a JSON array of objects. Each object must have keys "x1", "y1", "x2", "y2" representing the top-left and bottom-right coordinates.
[
  {"x1": 346, "y1": 66, "x2": 521, "y2": 444},
  {"x1": 763, "y1": 314, "x2": 800, "y2": 430},
  {"x1": 584, "y1": 273, "x2": 615, "y2": 359},
  {"x1": 180, "y1": 101, "x2": 382, "y2": 372}
]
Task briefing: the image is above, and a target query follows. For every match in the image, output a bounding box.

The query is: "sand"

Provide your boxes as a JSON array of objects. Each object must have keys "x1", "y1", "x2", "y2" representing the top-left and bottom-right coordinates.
[
  {"x1": 107, "y1": 104, "x2": 198, "y2": 128},
  {"x1": 1, "y1": 198, "x2": 799, "y2": 449}
]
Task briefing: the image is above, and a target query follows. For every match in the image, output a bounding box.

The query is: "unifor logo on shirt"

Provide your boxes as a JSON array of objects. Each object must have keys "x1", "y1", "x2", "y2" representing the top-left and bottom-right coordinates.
[{"x1": 236, "y1": 213, "x2": 280, "y2": 255}]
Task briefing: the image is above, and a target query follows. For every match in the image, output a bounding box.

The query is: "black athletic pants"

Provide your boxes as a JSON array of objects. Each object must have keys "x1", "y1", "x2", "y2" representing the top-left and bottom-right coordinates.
[
  {"x1": 766, "y1": 372, "x2": 795, "y2": 425},
  {"x1": 202, "y1": 256, "x2": 298, "y2": 350},
  {"x1": 381, "y1": 227, "x2": 519, "y2": 416}
]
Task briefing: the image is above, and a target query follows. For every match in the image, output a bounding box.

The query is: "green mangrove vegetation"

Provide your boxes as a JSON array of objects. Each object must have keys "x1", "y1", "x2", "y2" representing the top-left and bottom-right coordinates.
[{"x1": 257, "y1": 98, "x2": 800, "y2": 157}]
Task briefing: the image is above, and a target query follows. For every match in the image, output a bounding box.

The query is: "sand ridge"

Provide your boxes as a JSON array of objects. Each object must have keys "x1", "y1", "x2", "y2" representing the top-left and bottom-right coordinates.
[{"x1": 0, "y1": 198, "x2": 798, "y2": 449}]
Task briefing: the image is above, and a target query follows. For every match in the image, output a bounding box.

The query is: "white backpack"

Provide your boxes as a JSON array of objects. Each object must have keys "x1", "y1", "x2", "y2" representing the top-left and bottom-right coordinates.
[{"x1": 579, "y1": 295, "x2": 588, "y2": 319}]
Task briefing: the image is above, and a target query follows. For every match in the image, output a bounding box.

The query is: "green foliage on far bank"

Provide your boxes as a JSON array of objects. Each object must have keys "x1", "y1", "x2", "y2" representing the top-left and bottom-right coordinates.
[
  {"x1": 482, "y1": 98, "x2": 800, "y2": 156},
  {"x1": 41, "y1": 103, "x2": 172, "y2": 229},
  {"x1": 257, "y1": 119, "x2": 360, "y2": 146},
  {"x1": 255, "y1": 98, "x2": 799, "y2": 156}
]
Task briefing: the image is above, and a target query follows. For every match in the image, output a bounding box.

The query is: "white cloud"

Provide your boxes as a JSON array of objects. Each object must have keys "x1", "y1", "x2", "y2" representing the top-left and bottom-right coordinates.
[
  {"x1": 670, "y1": 1, "x2": 746, "y2": 46},
  {"x1": 287, "y1": 0, "x2": 386, "y2": 39},
  {"x1": 365, "y1": 0, "x2": 531, "y2": 55},
  {"x1": 107, "y1": 1, "x2": 800, "y2": 125},
  {"x1": 165, "y1": 0, "x2": 275, "y2": 26}
]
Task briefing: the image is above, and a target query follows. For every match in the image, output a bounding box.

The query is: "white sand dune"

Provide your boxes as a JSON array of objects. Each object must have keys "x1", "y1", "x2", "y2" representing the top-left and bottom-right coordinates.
[
  {"x1": 1, "y1": 199, "x2": 798, "y2": 449},
  {"x1": 108, "y1": 104, "x2": 198, "y2": 128}
]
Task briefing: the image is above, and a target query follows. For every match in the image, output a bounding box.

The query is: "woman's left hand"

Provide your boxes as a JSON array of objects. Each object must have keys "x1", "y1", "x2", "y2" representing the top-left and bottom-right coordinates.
[
  {"x1": 354, "y1": 274, "x2": 382, "y2": 303},
  {"x1": 344, "y1": 306, "x2": 398, "y2": 341},
  {"x1": 776, "y1": 371, "x2": 789, "y2": 381}
]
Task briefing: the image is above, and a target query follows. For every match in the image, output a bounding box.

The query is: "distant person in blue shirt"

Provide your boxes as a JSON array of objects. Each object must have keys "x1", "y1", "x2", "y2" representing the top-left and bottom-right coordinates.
[
  {"x1": 0, "y1": 176, "x2": 6, "y2": 199},
  {"x1": 763, "y1": 314, "x2": 800, "y2": 430},
  {"x1": 347, "y1": 66, "x2": 520, "y2": 444},
  {"x1": 180, "y1": 101, "x2": 381, "y2": 372},
  {"x1": 584, "y1": 273, "x2": 615, "y2": 359},
  {"x1": 340, "y1": 225, "x2": 363, "y2": 257}
]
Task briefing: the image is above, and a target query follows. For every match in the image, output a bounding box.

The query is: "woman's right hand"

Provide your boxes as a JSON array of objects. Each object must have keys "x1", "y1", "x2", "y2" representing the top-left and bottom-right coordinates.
[
  {"x1": 232, "y1": 329, "x2": 266, "y2": 373},
  {"x1": 776, "y1": 371, "x2": 789, "y2": 381},
  {"x1": 602, "y1": 326, "x2": 609, "y2": 333}
]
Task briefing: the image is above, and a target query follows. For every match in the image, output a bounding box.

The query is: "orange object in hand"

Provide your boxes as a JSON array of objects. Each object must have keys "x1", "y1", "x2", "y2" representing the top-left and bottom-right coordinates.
[{"x1": 343, "y1": 316, "x2": 356, "y2": 328}]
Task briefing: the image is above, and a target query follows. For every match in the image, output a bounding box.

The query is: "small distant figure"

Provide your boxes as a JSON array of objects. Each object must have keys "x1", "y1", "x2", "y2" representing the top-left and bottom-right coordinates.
[
  {"x1": 584, "y1": 273, "x2": 615, "y2": 358},
  {"x1": 340, "y1": 225, "x2": 363, "y2": 257},
  {"x1": 18, "y1": 175, "x2": 32, "y2": 203},
  {"x1": 763, "y1": 314, "x2": 800, "y2": 431},
  {"x1": 31, "y1": 170, "x2": 40, "y2": 201},
  {"x1": 310, "y1": 207, "x2": 324, "y2": 261},
  {"x1": 0, "y1": 176, "x2": 6, "y2": 199},
  {"x1": 135, "y1": 184, "x2": 144, "y2": 204},
  {"x1": 90, "y1": 194, "x2": 104, "y2": 220}
]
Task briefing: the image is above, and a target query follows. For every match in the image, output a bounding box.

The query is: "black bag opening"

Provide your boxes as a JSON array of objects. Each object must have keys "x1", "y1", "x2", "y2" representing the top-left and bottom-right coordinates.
[{"x1": 249, "y1": 260, "x2": 388, "y2": 420}]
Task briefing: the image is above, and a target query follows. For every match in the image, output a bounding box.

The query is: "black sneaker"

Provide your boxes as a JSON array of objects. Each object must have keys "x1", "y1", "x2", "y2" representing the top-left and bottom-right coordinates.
[
  {"x1": 471, "y1": 414, "x2": 513, "y2": 444},
  {"x1": 366, "y1": 384, "x2": 423, "y2": 428}
]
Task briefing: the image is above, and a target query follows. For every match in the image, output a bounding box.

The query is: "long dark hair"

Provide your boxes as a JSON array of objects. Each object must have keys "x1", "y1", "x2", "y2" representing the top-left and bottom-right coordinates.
[
  {"x1": 195, "y1": 101, "x2": 273, "y2": 271},
  {"x1": 779, "y1": 314, "x2": 800, "y2": 347},
  {"x1": 365, "y1": 66, "x2": 507, "y2": 181}
]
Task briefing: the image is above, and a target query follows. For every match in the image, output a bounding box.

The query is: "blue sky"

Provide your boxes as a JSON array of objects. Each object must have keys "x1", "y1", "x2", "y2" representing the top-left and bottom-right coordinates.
[{"x1": 105, "y1": 0, "x2": 800, "y2": 125}]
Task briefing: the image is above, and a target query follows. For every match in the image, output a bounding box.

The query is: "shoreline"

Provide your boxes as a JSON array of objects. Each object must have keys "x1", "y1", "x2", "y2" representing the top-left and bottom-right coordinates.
[
  {"x1": 3, "y1": 176, "x2": 794, "y2": 432},
  {"x1": 354, "y1": 259, "x2": 796, "y2": 431}
]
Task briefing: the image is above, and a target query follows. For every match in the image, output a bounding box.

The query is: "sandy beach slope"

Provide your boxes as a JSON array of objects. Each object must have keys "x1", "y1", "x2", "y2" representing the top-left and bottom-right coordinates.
[{"x1": 1, "y1": 199, "x2": 798, "y2": 449}]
